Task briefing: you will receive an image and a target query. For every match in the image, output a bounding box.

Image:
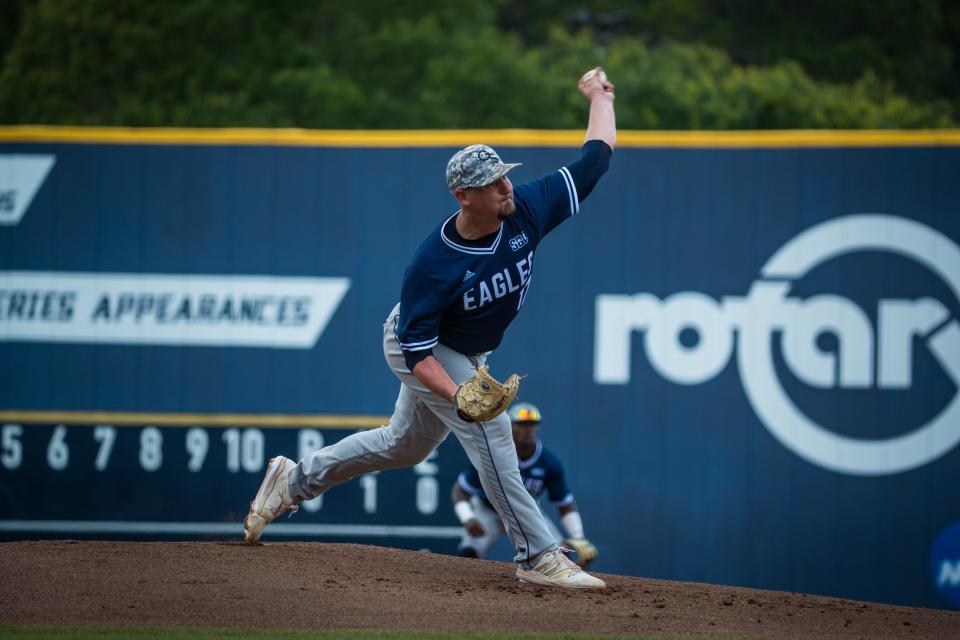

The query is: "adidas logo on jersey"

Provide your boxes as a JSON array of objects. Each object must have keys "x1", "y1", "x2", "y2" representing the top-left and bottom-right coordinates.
[{"x1": 462, "y1": 270, "x2": 476, "y2": 282}]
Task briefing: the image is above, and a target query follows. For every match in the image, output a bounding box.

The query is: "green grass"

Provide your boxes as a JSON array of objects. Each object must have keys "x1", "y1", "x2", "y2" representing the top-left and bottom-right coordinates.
[{"x1": 0, "y1": 626, "x2": 760, "y2": 640}]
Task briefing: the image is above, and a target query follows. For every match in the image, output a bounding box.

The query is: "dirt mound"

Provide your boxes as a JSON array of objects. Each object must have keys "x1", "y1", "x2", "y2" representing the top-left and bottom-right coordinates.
[{"x1": 1, "y1": 541, "x2": 957, "y2": 639}]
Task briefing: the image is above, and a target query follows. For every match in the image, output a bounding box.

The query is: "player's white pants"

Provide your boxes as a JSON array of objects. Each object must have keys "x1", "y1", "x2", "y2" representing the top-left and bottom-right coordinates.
[
  {"x1": 458, "y1": 496, "x2": 564, "y2": 559},
  {"x1": 289, "y1": 303, "x2": 559, "y2": 566}
]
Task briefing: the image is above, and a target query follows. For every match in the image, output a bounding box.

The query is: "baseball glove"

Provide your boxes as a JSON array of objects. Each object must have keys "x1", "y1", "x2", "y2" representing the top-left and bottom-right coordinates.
[
  {"x1": 565, "y1": 537, "x2": 599, "y2": 569},
  {"x1": 454, "y1": 365, "x2": 521, "y2": 423}
]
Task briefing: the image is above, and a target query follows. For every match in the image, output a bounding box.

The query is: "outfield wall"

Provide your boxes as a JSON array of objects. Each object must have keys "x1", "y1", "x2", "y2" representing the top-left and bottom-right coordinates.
[{"x1": 1, "y1": 127, "x2": 959, "y2": 609}]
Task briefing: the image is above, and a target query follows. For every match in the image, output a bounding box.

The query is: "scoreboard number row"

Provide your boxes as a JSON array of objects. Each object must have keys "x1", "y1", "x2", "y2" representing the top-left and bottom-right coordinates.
[{"x1": 1, "y1": 424, "x2": 441, "y2": 515}]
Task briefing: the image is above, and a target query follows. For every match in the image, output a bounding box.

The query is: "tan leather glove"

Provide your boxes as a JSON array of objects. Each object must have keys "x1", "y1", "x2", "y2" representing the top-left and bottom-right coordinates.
[{"x1": 454, "y1": 365, "x2": 520, "y2": 422}]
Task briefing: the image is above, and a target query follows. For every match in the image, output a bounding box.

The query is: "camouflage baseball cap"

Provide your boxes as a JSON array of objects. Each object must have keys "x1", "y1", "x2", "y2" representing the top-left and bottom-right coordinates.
[{"x1": 446, "y1": 144, "x2": 522, "y2": 191}]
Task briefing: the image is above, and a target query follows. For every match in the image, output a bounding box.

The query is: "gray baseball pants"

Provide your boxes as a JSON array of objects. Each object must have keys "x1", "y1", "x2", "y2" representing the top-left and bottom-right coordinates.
[
  {"x1": 288, "y1": 303, "x2": 558, "y2": 566},
  {"x1": 458, "y1": 495, "x2": 565, "y2": 559}
]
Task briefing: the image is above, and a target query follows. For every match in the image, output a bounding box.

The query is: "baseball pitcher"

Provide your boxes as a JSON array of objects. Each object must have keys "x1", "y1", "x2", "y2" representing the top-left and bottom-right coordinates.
[{"x1": 243, "y1": 66, "x2": 616, "y2": 590}]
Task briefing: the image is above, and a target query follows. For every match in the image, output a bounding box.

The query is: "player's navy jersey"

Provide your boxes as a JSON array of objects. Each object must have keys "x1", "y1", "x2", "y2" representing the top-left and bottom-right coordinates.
[
  {"x1": 458, "y1": 440, "x2": 574, "y2": 511},
  {"x1": 396, "y1": 141, "x2": 611, "y2": 364}
]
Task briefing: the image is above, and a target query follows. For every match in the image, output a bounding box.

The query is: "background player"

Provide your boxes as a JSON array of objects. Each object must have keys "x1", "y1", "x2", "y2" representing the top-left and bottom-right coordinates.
[
  {"x1": 452, "y1": 402, "x2": 599, "y2": 568},
  {"x1": 243, "y1": 66, "x2": 615, "y2": 590}
]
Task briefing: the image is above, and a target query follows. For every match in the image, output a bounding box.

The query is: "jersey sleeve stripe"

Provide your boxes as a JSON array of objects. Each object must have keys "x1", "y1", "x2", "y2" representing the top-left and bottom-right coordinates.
[
  {"x1": 559, "y1": 167, "x2": 579, "y2": 216},
  {"x1": 553, "y1": 493, "x2": 575, "y2": 507},
  {"x1": 399, "y1": 337, "x2": 438, "y2": 350}
]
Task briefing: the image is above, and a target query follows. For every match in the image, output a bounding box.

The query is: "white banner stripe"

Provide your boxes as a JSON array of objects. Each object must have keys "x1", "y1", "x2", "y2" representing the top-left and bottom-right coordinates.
[
  {"x1": 0, "y1": 271, "x2": 350, "y2": 349},
  {"x1": 0, "y1": 519, "x2": 464, "y2": 538}
]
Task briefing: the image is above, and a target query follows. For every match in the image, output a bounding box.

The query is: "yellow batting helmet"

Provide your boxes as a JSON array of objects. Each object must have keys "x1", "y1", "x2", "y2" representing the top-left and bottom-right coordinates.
[{"x1": 508, "y1": 402, "x2": 542, "y2": 424}]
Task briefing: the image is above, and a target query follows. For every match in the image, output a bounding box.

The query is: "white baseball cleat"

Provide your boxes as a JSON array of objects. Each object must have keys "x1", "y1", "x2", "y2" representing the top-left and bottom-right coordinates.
[
  {"x1": 516, "y1": 547, "x2": 607, "y2": 589},
  {"x1": 243, "y1": 456, "x2": 299, "y2": 545}
]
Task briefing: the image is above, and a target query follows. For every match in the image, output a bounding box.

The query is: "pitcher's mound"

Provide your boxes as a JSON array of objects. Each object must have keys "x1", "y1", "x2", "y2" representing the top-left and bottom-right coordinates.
[{"x1": 1, "y1": 541, "x2": 957, "y2": 639}]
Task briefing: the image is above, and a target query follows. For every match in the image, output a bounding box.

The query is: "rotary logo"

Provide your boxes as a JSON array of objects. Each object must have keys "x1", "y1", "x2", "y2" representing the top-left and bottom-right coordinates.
[{"x1": 595, "y1": 215, "x2": 960, "y2": 476}]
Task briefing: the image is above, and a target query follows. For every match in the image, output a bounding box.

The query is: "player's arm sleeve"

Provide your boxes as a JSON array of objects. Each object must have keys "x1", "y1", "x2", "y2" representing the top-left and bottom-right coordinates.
[
  {"x1": 397, "y1": 265, "x2": 445, "y2": 371},
  {"x1": 458, "y1": 468, "x2": 483, "y2": 496},
  {"x1": 546, "y1": 457, "x2": 575, "y2": 507},
  {"x1": 515, "y1": 140, "x2": 613, "y2": 237},
  {"x1": 565, "y1": 139, "x2": 613, "y2": 203}
]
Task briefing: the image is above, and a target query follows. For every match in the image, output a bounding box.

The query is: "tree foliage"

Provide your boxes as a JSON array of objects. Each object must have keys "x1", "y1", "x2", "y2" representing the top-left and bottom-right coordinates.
[
  {"x1": 0, "y1": 0, "x2": 955, "y2": 129},
  {"x1": 502, "y1": 0, "x2": 960, "y2": 104}
]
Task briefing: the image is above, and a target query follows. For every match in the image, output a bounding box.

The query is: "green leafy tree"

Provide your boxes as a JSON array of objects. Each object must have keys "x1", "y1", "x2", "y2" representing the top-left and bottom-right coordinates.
[
  {"x1": 0, "y1": 0, "x2": 954, "y2": 128},
  {"x1": 501, "y1": 0, "x2": 960, "y2": 104}
]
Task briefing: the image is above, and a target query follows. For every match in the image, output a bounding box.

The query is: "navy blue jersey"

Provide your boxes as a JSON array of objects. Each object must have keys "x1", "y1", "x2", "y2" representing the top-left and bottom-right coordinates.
[
  {"x1": 458, "y1": 440, "x2": 574, "y2": 511},
  {"x1": 397, "y1": 141, "x2": 611, "y2": 366}
]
